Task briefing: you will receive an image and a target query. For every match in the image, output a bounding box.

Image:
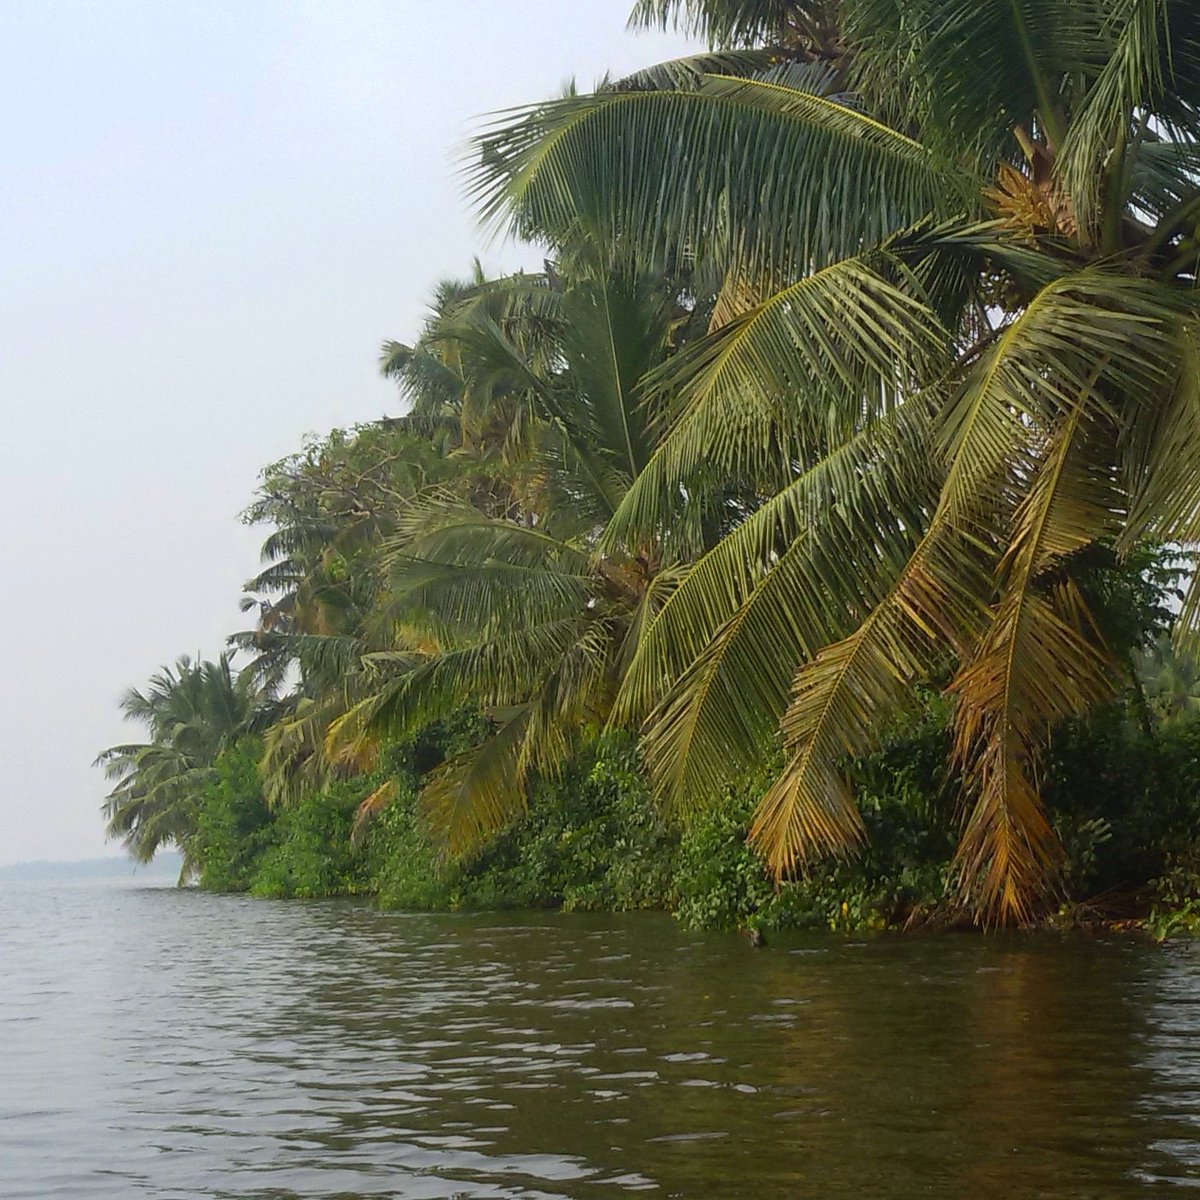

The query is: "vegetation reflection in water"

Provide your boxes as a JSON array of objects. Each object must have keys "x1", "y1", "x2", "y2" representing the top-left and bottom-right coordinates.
[{"x1": 5, "y1": 879, "x2": 1200, "y2": 1198}]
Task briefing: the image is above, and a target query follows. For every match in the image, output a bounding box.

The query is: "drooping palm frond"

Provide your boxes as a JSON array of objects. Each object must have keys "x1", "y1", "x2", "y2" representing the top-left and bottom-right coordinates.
[
  {"x1": 926, "y1": 273, "x2": 1184, "y2": 916},
  {"x1": 617, "y1": 399, "x2": 941, "y2": 803},
  {"x1": 419, "y1": 706, "x2": 534, "y2": 856},
  {"x1": 751, "y1": 519, "x2": 983, "y2": 873},
  {"x1": 629, "y1": 0, "x2": 835, "y2": 51},
  {"x1": 935, "y1": 269, "x2": 1184, "y2": 524},
  {"x1": 602, "y1": 250, "x2": 950, "y2": 545},
  {"x1": 1124, "y1": 325, "x2": 1200, "y2": 549},
  {"x1": 471, "y1": 75, "x2": 957, "y2": 282},
  {"x1": 1127, "y1": 139, "x2": 1200, "y2": 231},
  {"x1": 949, "y1": 398, "x2": 1126, "y2": 922},
  {"x1": 381, "y1": 506, "x2": 592, "y2": 642}
]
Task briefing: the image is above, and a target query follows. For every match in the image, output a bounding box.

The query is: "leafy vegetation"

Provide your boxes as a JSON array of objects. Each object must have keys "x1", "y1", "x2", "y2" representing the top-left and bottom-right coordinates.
[{"x1": 99, "y1": 0, "x2": 1200, "y2": 935}]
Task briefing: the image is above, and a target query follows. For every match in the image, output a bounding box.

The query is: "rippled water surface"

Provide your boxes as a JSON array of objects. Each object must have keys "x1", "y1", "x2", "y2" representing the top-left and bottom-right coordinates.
[{"x1": 5, "y1": 878, "x2": 1200, "y2": 1197}]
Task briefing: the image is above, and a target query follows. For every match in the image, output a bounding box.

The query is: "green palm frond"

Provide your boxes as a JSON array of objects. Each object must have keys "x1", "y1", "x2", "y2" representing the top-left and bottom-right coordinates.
[
  {"x1": 1055, "y1": 0, "x2": 1172, "y2": 238},
  {"x1": 752, "y1": 520, "x2": 982, "y2": 873},
  {"x1": 611, "y1": 47, "x2": 785, "y2": 91},
  {"x1": 1124, "y1": 325, "x2": 1200, "y2": 549},
  {"x1": 936, "y1": 269, "x2": 1183, "y2": 522},
  {"x1": 1128, "y1": 139, "x2": 1200, "y2": 229},
  {"x1": 628, "y1": 0, "x2": 814, "y2": 46},
  {"x1": 846, "y1": 0, "x2": 1102, "y2": 157},
  {"x1": 331, "y1": 617, "x2": 587, "y2": 754},
  {"x1": 617, "y1": 401, "x2": 940, "y2": 800},
  {"x1": 471, "y1": 75, "x2": 954, "y2": 281},
  {"x1": 556, "y1": 271, "x2": 671, "y2": 479},
  {"x1": 603, "y1": 251, "x2": 949, "y2": 544},
  {"x1": 419, "y1": 707, "x2": 533, "y2": 857}
]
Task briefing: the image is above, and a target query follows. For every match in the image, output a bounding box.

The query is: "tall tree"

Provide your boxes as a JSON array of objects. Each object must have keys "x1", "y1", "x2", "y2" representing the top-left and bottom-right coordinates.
[
  {"x1": 471, "y1": 0, "x2": 1200, "y2": 921},
  {"x1": 96, "y1": 655, "x2": 270, "y2": 875},
  {"x1": 323, "y1": 259, "x2": 727, "y2": 853}
]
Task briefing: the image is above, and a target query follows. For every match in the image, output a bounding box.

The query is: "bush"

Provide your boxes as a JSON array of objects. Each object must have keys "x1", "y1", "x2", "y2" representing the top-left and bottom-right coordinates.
[
  {"x1": 673, "y1": 783, "x2": 776, "y2": 931},
  {"x1": 673, "y1": 702, "x2": 955, "y2": 934},
  {"x1": 249, "y1": 775, "x2": 368, "y2": 899},
  {"x1": 191, "y1": 701, "x2": 1200, "y2": 938},
  {"x1": 194, "y1": 738, "x2": 275, "y2": 893},
  {"x1": 366, "y1": 781, "x2": 455, "y2": 910},
  {"x1": 373, "y1": 732, "x2": 678, "y2": 913}
]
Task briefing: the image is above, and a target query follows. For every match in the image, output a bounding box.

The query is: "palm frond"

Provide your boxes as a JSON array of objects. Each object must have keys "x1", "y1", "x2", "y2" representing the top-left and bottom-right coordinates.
[
  {"x1": 618, "y1": 401, "x2": 940, "y2": 804},
  {"x1": 603, "y1": 251, "x2": 948, "y2": 545},
  {"x1": 419, "y1": 707, "x2": 533, "y2": 856},
  {"x1": 949, "y1": 353, "x2": 1130, "y2": 921},
  {"x1": 751, "y1": 521, "x2": 981, "y2": 873},
  {"x1": 628, "y1": 0, "x2": 810, "y2": 48},
  {"x1": 610, "y1": 47, "x2": 784, "y2": 90},
  {"x1": 1057, "y1": 0, "x2": 1180, "y2": 239},
  {"x1": 471, "y1": 75, "x2": 952, "y2": 282}
]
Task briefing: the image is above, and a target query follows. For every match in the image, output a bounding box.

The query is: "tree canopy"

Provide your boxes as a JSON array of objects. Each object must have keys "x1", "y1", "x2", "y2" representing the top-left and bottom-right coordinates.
[{"x1": 99, "y1": 0, "x2": 1200, "y2": 927}]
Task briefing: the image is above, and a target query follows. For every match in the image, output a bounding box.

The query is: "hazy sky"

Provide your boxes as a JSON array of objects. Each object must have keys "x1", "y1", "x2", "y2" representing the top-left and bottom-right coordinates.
[{"x1": 0, "y1": 2, "x2": 695, "y2": 865}]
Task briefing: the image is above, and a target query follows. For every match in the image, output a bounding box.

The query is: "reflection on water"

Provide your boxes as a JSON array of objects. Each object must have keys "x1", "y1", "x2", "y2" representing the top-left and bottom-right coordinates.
[{"x1": 2, "y1": 877, "x2": 1200, "y2": 1197}]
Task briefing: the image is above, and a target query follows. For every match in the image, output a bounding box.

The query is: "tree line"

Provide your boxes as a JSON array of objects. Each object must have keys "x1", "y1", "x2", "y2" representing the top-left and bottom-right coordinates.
[{"x1": 99, "y1": 0, "x2": 1200, "y2": 930}]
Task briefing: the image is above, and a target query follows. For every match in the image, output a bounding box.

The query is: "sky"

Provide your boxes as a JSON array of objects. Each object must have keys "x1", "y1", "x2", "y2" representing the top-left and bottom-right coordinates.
[{"x1": 0, "y1": 1, "x2": 696, "y2": 866}]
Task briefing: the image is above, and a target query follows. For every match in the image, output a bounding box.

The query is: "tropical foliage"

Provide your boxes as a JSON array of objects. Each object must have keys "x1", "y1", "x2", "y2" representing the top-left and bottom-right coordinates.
[
  {"x1": 469, "y1": 0, "x2": 1200, "y2": 922},
  {"x1": 96, "y1": 655, "x2": 273, "y2": 877},
  {"x1": 99, "y1": 0, "x2": 1200, "y2": 930}
]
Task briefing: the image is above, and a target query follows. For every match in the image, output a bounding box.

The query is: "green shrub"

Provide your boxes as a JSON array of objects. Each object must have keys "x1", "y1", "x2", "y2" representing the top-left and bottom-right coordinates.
[
  {"x1": 191, "y1": 699, "x2": 1200, "y2": 937},
  {"x1": 474, "y1": 734, "x2": 676, "y2": 912},
  {"x1": 249, "y1": 775, "x2": 367, "y2": 899},
  {"x1": 672, "y1": 784, "x2": 776, "y2": 930},
  {"x1": 372, "y1": 732, "x2": 678, "y2": 913},
  {"x1": 672, "y1": 702, "x2": 955, "y2": 934},
  {"x1": 194, "y1": 738, "x2": 275, "y2": 892},
  {"x1": 366, "y1": 781, "x2": 456, "y2": 910}
]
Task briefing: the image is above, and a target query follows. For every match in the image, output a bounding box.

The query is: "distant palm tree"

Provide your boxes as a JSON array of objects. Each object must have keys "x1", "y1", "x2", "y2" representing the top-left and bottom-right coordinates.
[
  {"x1": 1139, "y1": 635, "x2": 1200, "y2": 721},
  {"x1": 96, "y1": 655, "x2": 269, "y2": 876},
  {"x1": 324, "y1": 259, "x2": 725, "y2": 853},
  {"x1": 473, "y1": 0, "x2": 1200, "y2": 920}
]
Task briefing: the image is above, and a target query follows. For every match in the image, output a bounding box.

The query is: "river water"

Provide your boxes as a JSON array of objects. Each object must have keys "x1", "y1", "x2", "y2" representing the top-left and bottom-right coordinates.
[{"x1": 4, "y1": 877, "x2": 1200, "y2": 1197}]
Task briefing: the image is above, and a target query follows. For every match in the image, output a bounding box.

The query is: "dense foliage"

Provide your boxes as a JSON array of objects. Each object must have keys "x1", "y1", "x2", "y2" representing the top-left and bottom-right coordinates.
[
  {"x1": 99, "y1": 0, "x2": 1200, "y2": 933},
  {"x1": 153, "y1": 697, "x2": 1200, "y2": 939}
]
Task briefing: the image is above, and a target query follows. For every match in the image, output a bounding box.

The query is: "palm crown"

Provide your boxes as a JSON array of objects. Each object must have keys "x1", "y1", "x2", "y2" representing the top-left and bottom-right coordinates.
[
  {"x1": 321, "y1": 259, "x2": 726, "y2": 852},
  {"x1": 95, "y1": 655, "x2": 271, "y2": 874}
]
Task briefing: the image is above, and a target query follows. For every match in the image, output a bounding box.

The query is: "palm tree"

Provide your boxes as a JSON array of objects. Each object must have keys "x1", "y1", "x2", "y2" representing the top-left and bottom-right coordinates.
[
  {"x1": 229, "y1": 415, "x2": 468, "y2": 807},
  {"x1": 323, "y1": 259, "x2": 725, "y2": 853},
  {"x1": 96, "y1": 655, "x2": 270, "y2": 875},
  {"x1": 470, "y1": 0, "x2": 1200, "y2": 921},
  {"x1": 1139, "y1": 634, "x2": 1200, "y2": 721},
  {"x1": 232, "y1": 421, "x2": 454, "y2": 693}
]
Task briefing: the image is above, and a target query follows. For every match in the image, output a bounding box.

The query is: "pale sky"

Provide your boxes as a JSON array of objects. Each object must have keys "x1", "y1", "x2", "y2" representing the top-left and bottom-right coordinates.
[{"x1": 0, "y1": 1, "x2": 695, "y2": 865}]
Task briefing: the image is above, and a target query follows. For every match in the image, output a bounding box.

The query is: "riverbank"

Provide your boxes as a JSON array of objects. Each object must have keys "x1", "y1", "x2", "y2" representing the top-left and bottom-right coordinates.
[{"x1": 187, "y1": 702, "x2": 1200, "y2": 940}]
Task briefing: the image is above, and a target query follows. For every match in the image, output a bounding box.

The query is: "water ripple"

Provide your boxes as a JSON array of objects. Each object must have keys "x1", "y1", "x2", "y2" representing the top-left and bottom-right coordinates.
[{"x1": 3, "y1": 879, "x2": 1200, "y2": 1196}]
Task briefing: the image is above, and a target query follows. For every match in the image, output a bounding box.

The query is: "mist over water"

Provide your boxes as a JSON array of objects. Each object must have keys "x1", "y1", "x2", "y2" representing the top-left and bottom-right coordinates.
[{"x1": 3, "y1": 878, "x2": 1200, "y2": 1197}]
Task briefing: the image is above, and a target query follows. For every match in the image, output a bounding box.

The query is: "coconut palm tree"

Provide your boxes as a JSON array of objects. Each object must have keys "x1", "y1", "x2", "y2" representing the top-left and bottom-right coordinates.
[
  {"x1": 469, "y1": 0, "x2": 1200, "y2": 921},
  {"x1": 96, "y1": 655, "x2": 271, "y2": 875},
  {"x1": 323, "y1": 259, "x2": 727, "y2": 853},
  {"x1": 234, "y1": 274, "x2": 573, "y2": 810},
  {"x1": 1139, "y1": 634, "x2": 1200, "y2": 721}
]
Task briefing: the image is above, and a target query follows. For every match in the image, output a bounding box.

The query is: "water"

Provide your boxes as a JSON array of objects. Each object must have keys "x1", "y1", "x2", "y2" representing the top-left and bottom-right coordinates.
[{"x1": 4, "y1": 878, "x2": 1200, "y2": 1198}]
